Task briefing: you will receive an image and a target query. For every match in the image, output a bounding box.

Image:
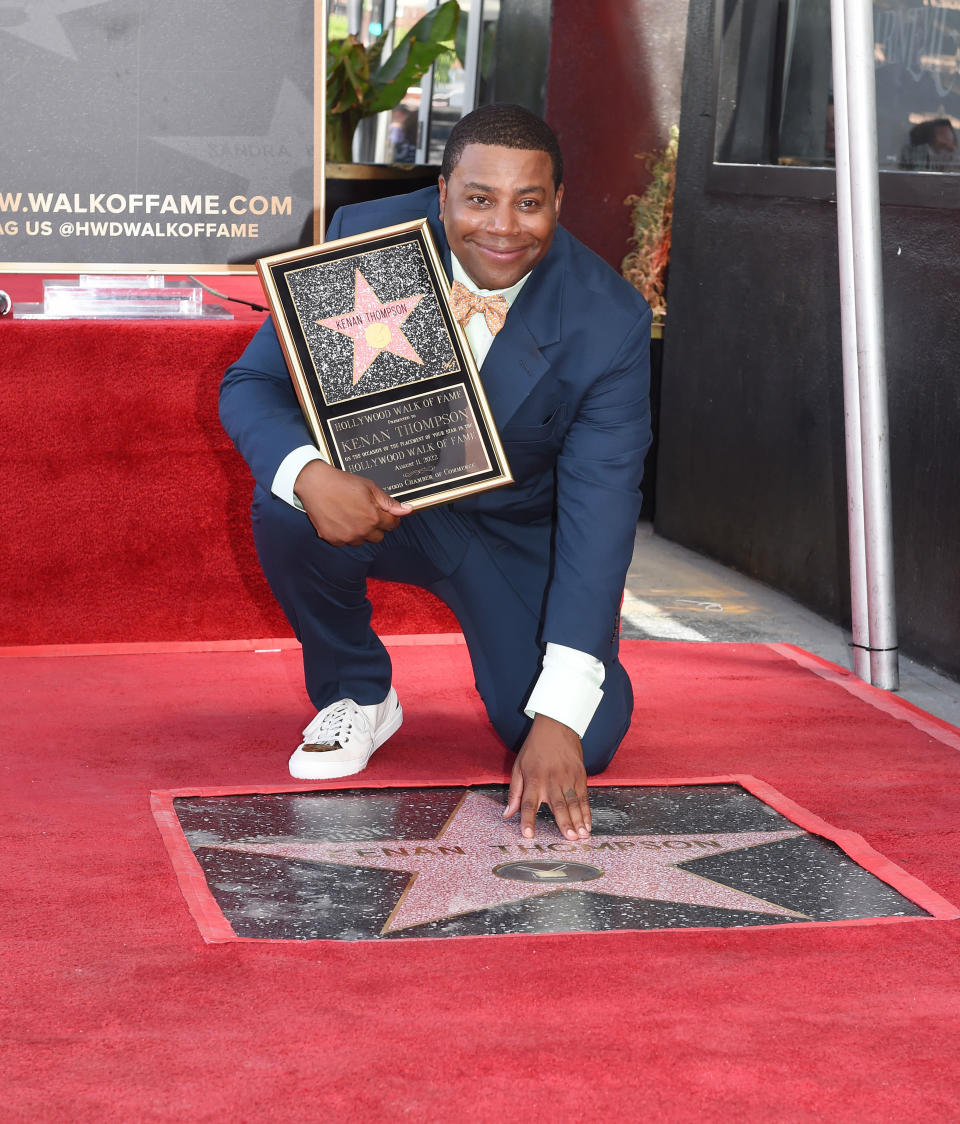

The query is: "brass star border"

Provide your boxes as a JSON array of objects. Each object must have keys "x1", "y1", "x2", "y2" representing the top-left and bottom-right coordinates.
[{"x1": 151, "y1": 776, "x2": 959, "y2": 943}]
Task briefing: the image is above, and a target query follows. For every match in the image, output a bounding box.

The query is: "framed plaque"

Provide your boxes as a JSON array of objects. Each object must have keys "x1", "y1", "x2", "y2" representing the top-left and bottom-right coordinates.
[{"x1": 257, "y1": 220, "x2": 512, "y2": 508}]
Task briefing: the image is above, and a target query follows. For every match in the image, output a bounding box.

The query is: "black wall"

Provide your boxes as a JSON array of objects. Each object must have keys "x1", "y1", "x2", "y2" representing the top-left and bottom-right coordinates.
[{"x1": 657, "y1": 1, "x2": 960, "y2": 681}]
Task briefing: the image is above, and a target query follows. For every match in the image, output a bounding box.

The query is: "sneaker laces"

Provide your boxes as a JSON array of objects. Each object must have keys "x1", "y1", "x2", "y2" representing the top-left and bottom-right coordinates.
[{"x1": 302, "y1": 699, "x2": 368, "y2": 748}]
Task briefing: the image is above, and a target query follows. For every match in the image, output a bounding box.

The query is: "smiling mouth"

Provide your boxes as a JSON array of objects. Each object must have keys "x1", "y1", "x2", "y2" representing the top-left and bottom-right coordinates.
[{"x1": 474, "y1": 244, "x2": 529, "y2": 257}]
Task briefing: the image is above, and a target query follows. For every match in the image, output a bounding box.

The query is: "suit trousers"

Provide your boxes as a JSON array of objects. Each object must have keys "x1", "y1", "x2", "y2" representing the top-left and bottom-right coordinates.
[{"x1": 251, "y1": 487, "x2": 634, "y2": 774}]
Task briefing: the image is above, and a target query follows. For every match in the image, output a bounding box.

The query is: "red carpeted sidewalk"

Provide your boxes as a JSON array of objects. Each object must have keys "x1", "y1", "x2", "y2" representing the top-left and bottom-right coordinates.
[
  {"x1": 0, "y1": 320, "x2": 458, "y2": 646},
  {"x1": 3, "y1": 638, "x2": 959, "y2": 1121}
]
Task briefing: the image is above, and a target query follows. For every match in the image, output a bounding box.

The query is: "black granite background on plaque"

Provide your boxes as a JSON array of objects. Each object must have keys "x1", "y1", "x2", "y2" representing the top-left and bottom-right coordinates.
[
  {"x1": 173, "y1": 784, "x2": 930, "y2": 941},
  {"x1": 286, "y1": 241, "x2": 459, "y2": 406}
]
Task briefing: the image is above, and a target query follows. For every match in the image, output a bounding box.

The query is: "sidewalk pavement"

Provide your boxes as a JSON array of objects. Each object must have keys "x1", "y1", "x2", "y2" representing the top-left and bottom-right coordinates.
[{"x1": 623, "y1": 523, "x2": 960, "y2": 729}]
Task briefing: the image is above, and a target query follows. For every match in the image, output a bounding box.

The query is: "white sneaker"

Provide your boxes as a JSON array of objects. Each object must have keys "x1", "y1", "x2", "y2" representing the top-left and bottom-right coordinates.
[{"x1": 288, "y1": 688, "x2": 403, "y2": 780}]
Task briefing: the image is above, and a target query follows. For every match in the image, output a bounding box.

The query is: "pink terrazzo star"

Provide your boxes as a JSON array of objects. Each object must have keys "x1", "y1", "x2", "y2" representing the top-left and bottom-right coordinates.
[
  {"x1": 317, "y1": 270, "x2": 425, "y2": 384},
  {"x1": 213, "y1": 791, "x2": 809, "y2": 934}
]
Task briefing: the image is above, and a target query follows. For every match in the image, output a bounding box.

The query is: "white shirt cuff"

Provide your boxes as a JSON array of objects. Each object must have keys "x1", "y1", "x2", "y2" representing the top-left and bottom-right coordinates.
[
  {"x1": 272, "y1": 444, "x2": 325, "y2": 510},
  {"x1": 524, "y1": 643, "x2": 605, "y2": 738}
]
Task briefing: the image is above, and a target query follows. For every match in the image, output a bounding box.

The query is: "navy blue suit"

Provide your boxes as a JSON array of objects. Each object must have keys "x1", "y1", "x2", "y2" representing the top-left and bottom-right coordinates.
[{"x1": 220, "y1": 187, "x2": 652, "y2": 770}]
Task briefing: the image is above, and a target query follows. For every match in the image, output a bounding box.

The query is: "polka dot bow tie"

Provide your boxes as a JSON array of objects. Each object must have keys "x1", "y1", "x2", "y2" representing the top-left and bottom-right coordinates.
[{"x1": 449, "y1": 280, "x2": 509, "y2": 336}]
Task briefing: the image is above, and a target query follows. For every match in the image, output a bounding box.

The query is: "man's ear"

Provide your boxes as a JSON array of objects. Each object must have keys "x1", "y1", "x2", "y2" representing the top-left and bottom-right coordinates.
[
  {"x1": 437, "y1": 175, "x2": 447, "y2": 220},
  {"x1": 554, "y1": 183, "x2": 564, "y2": 219}
]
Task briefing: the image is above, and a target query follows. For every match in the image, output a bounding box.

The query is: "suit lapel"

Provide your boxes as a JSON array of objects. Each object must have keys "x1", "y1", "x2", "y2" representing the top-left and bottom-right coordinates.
[
  {"x1": 481, "y1": 246, "x2": 563, "y2": 424},
  {"x1": 426, "y1": 199, "x2": 452, "y2": 280},
  {"x1": 426, "y1": 196, "x2": 566, "y2": 427}
]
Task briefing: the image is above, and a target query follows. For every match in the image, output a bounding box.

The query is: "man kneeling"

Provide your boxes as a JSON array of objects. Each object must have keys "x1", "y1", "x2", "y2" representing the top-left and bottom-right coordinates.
[{"x1": 219, "y1": 104, "x2": 652, "y2": 841}]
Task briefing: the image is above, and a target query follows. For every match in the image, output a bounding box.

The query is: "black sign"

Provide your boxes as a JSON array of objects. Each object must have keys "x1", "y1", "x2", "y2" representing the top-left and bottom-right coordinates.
[{"x1": 0, "y1": 0, "x2": 317, "y2": 270}]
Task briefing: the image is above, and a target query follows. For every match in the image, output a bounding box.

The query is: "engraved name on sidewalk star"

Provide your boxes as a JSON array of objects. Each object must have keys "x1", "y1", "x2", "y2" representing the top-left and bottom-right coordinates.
[
  {"x1": 318, "y1": 270, "x2": 425, "y2": 385},
  {"x1": 211, "y1": 791, "x2": 809, "y2": 934}
]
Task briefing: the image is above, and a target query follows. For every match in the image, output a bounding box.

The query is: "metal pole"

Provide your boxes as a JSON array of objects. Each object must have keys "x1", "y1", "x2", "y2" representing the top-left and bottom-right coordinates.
[
  {"x1": 829, "y1": 0, "x2": 869, "y2": 682},
  {"x1": 414, "y1": 0, "x2": 439, "y2": 165},
  {"x1": 316, "y1": 0, "x2": 327, "y2": 241},
  {"x1": 461, "y1": 0, "x2": 484, "y2": 116},
  {"x1": 840, "y1": 0, "x2": 899, "y2": 689}
]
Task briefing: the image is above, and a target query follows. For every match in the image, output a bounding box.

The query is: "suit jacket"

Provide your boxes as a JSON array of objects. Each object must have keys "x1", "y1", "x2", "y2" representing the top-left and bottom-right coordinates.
[{"x1": 220, "y1": 187, "x2": 652, "y2": 663}]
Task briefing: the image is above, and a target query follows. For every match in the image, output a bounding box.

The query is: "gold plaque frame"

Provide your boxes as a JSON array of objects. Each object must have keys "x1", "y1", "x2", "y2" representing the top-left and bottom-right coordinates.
[{"x1": 258, "y1": 219, "x2": 512, "y2": 509}]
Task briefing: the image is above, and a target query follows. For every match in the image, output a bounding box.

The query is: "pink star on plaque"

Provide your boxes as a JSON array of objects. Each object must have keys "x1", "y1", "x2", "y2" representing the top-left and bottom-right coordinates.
[
  {"x1": 317, "y1": 270, "x2": 425, "y2": 385},
  {"x1": 212, "y1": 791, "x2": 809, "y2": 935}
]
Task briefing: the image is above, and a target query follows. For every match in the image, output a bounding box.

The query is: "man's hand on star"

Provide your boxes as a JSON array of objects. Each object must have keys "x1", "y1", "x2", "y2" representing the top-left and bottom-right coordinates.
[
  {"x1": 294, "y1": 459, "x2": 411, "y2": 547},
  {"x1": 503, "y1": 713, "x2": 592, "y2": 841}
]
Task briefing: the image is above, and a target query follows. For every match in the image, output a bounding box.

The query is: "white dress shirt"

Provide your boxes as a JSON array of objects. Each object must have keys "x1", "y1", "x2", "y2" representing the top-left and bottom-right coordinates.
[{"x1": 271, "y1": 254, "x2": 606, "y2": 738}]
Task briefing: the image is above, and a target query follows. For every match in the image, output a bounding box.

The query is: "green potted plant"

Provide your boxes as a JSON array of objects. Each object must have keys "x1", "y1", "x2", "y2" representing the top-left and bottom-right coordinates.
[{"x1": 326, "y1": 1, "x2": 461, "y2": 165}]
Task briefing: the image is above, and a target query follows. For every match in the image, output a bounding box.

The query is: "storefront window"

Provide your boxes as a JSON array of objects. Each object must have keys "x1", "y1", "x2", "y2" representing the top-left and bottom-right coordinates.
[
  {"x1": 330, "y1": 0, "x2": 545, "y2": 167},
  {"x1": 714, "y1": 0, "x2": 960, "y2": 177}
]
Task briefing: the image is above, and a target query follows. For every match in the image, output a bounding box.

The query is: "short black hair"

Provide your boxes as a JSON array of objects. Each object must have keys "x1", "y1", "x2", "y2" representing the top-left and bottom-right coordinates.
[
  {"x1": 910, "y1": 117, "x2": 956, "y2": 146},
  {"x1": 441, "y1": 104, "x2": 564, "y2": 189}
]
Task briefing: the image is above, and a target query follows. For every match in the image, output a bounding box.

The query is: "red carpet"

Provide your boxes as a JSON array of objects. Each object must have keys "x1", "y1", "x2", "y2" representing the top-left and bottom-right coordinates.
[
  {"x1": 0, "y1": 321, "x2": 458, "y2": 645},
  {"x1": 3, "y1": 639, "x2": 959, "y2": 1120}
]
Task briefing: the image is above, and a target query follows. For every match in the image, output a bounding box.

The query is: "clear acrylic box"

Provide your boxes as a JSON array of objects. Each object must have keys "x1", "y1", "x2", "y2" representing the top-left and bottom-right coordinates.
[{"x1": 41, "y1": 276, "x2": 204, "y2": 318}]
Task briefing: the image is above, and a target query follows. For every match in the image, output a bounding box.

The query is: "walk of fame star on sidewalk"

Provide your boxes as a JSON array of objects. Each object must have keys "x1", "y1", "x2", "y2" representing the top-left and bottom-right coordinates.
[
  {"x1": 211, "y1": 790, "x2": 809, "y2": 934},
  {"x1": 317, "y1": 270, "x2": 425, "y2": 385}
]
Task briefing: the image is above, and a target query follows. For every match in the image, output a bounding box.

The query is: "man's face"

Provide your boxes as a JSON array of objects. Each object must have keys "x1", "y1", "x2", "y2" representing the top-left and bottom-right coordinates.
[
  {"x1": 932, "y1": 125, "x2": 957, "y2": 154},
  {"x1": 438, "y1": 143, "x2": 563, "y2": 291}
]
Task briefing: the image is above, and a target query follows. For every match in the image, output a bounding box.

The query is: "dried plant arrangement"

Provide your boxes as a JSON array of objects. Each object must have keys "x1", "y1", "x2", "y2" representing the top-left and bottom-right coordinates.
[{"x1": 621, "y1": 125, "x2": 678, "y2": 324}]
